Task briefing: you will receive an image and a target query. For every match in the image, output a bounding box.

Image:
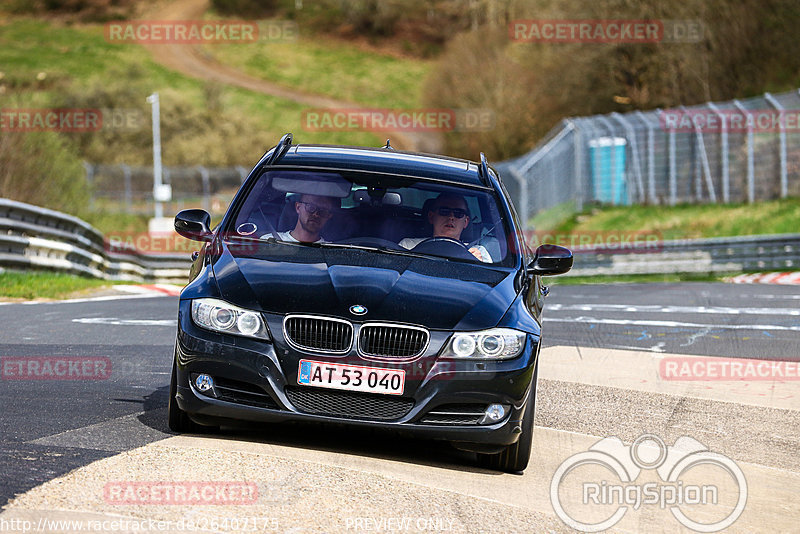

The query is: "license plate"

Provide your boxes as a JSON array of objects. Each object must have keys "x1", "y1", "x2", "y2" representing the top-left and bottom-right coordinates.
[{"x1": 297, "y1": 359, "x2": 405, "y2": 395}]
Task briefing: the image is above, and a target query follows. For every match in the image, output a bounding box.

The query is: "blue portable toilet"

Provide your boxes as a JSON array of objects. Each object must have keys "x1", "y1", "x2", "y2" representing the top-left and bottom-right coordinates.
[{"x1": 588, "y1": 137, "x2": 628, "y2": 204}]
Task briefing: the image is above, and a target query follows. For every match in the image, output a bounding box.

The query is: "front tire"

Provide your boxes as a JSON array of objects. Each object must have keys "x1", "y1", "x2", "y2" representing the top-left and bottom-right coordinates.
[{"x1": 477, "y1": 385, "x2": 535, "y2": 473}]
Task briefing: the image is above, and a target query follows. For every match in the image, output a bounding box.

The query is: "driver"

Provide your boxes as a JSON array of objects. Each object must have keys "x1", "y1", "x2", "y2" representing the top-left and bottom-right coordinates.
[
  {"x1": 277, "y1": 194, "x2": 338, "y2": 243},
  {"x1": 399, "y1": 193, "x2": 492, "y2": 262}
]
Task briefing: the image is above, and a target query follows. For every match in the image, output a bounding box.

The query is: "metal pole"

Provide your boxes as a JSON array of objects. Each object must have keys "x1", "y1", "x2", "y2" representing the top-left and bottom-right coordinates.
[
  {"x1": 583, "y1": 120, "x2": 600, "y2": 204},
  {"x1": 509, "y1": 167, "x2": 530, "y2": 230},
  {"x1": 635, "y1": 111, "x2": 658, "y2": 204},
  {"x1": 121, "y1": 164, "x2": 132, "y2": 214},
  {"x1": 683, "y1": 105, "x2": 717, "y2": 203},
  {"x1": 82, "y1": 162, "x2": 94, "y2": 211},
  {"x1": 146, "y1": 93, "x2": 163, "y2": 218},
  {"x1": 596, "y1": 116, "x2": 621, "y2": 204},
  {"x1": 567, "y1": 119, "x2": 584, "y2": 212},
  {"x1": 198, "y1": 166, "x2": 210, "y2": 212},
  {"x1": 611, "y1": 112, "x2": 645, "y2": 203},
  {"x1": 235, "y1": 166, "x2": 249, "y2": 183},
  {"x1": 668, "y1": 126, "x2": 677, "y2": 206},
  {"x1": 733, "y1": 100, "x2": 755, "y2": 203},
  {"x1": 707, "y1": 102, "x2": 729, "y2": 203},
  {"x1": 517, "y1": 121, "x2": 575, "y2": 175},
  {"x1": 765, "y1": 92, "x2": 788, "y2": 198},
  {"x1": 163, "y1": 167, "x2": 171, "y2": 216}
]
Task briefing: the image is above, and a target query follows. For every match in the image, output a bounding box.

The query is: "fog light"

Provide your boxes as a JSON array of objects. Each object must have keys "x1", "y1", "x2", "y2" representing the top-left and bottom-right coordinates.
[
  {"x1": 479, "y1": 403, "x2": 508, "y2": 425},
  {"x1": 195, "y1": 373, "x2": 214, "y2": 393}
]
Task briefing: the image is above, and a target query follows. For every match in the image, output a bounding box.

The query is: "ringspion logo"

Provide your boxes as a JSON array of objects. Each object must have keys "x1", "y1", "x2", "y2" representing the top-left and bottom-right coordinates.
[{"x1": 550, "y1": 434, "x2": 747, "y2": 532}]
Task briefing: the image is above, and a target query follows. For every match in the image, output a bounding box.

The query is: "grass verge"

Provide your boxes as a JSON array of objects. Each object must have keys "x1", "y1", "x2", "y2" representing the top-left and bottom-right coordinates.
[
  {"x1": 0, "y1": 270, "x2": 129, "y2": 300},
  {"x1": 537, "y1": 199, "x2": 800, "y2": 240},
  {"x1": 0, "y1": 18, "x2": 383, "y2": 168},
  {"x1": 203, "y1": 21, "x2": 431, "y2": 110}
]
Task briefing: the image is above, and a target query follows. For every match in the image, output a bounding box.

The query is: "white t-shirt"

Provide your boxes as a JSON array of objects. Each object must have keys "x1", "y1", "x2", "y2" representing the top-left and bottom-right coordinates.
[
  {"x1": 271, "y1": 231, "x2": 327, "y2": 243},
  {"x1": 398, "y1": 237, "x2": 492, "y2": 263}
]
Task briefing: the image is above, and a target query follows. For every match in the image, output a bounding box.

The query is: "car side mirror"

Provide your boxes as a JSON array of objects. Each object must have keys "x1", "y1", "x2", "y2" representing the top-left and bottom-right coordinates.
[
  {"x1": 175, "y1": 209, "x2": 213, "y2": 242},
  {"x1": 528, "y1": 244, "x2": 573, "y2": 276}
]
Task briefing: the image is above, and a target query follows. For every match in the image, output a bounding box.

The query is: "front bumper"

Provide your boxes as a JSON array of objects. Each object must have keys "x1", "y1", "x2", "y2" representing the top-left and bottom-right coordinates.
[{"x1": 174, "y1": 302, "x2": 539, "y2": 448}]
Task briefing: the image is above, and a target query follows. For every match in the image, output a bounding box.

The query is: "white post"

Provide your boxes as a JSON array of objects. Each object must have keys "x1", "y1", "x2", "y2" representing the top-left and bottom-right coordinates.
[
  {"x1": 765, "y1": 92, "x2": 788, "y2": 198},
  {"x1": 566, "y1": 119, "x2": 583, "y2": 212},
  {"x1": 707, "y1": 102, "x2": 729, "y2": 203},
  {"x1": 634, "y1": 111, "x2": 658, "y2": 205},
  {"x1": 198, "y1": 165, "x2": 210, "y2": 212},
  {"x1": 733, "y1": 100, "x2": 755, "y2": 203},
  {"x1": 146, "y1": 93, "x2": 164, "y2": 218}
]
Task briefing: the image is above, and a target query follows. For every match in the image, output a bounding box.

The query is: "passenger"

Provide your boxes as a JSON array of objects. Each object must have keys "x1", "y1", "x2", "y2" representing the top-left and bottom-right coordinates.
[
  {"x1": 278, "y1": 194, "x2": 338, "y2": 243},
  {"x1": 399, "y1": 193, "x2": 492, "y2": 262}
]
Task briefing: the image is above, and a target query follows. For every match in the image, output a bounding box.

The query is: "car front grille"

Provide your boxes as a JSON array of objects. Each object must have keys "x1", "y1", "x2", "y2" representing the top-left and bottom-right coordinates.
[
  {"x1": 359, "y1": 324, "x2": 428, "y2": 359},
  {"x1": 284, "y1": 315, "x2": 353, "y2": 353},
  {"x1": 285, "y1": 386, "x2": 414, "y2": 421}
]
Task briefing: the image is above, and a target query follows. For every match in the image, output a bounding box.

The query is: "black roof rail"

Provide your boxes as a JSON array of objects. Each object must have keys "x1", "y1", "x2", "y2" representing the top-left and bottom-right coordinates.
[
  {"x1": 265, "y1": 133, "x2": 293, "y2": 165},
  {"x1": 478, "y1": 152, "x2": 491, "y2": 186}
]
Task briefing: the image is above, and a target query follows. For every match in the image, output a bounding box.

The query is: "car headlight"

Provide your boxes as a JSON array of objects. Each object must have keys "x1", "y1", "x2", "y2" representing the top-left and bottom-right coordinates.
[
  {"x1": 440, "y1": 328, "x2": 526, "y2": 360},
  {"x1": 191, "y1": 298, "x2": 270, "y2": 340}
]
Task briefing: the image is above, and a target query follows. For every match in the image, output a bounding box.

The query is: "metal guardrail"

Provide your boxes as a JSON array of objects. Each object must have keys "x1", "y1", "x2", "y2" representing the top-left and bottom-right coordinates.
[
  {"x1": 1, "y1": 198, "x2": 797, "y2": 280},
  {"x1": 0, "y1": 199, "x2": 191, "y2": 283},
  {"x1": 568, "y1": 233, "x2": 800, "y2": 276}
]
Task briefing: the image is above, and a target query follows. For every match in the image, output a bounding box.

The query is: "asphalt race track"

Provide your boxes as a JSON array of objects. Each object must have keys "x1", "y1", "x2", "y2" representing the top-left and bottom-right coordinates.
[{"x1": 0, "y1": 282, "x2": 798, "y2": 532}]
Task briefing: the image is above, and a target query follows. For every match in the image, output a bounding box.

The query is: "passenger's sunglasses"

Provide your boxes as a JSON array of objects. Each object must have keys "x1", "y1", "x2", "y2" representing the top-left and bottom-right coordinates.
[
  {"x1": 436, "y1": 207, "x2": 468, "y2": 219},
  {"x1": 299, "y1": 202, "x2": 333, "y2": 218}
]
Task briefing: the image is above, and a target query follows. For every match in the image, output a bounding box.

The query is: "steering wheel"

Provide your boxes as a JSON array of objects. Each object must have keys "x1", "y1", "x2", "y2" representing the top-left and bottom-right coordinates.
[{"x1": 411, "y1": 236, "x2": 475, "y2": 260}]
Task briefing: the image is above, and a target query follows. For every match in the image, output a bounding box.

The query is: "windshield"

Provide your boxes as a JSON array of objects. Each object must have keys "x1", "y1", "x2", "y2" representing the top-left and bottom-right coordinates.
[{"x1": 227, "y1": 169, "x2": 517, "y2": 266}]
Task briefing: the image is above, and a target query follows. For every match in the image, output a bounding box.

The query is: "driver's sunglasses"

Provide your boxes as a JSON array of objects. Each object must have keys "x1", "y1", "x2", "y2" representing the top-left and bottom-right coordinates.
[
  {"x1": 299, "y1": 202, "x2": 333, "y2": 218},
  {"x1": 436, "y1": 207, "x2": 468, "y2": 219}
]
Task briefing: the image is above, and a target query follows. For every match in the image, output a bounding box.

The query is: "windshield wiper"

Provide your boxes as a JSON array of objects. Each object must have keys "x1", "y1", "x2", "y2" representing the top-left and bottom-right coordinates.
[{"x1": 316, "y1": 242, "x2": 423, "y2": 257}]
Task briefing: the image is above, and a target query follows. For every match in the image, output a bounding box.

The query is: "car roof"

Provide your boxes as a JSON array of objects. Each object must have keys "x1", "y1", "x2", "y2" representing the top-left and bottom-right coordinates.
[{"x1": 275, "y1": 144, "x2": 488, "y2": 187}]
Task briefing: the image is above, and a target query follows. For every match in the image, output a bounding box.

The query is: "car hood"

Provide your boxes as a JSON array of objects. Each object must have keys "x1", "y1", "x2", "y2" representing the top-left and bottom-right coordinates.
[{"x1": 213, "y1": 243, "x2": 518, "y2": 331}]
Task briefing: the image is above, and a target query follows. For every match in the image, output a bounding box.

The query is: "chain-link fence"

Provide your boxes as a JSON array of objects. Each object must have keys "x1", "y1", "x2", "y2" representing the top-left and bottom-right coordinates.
[
  {"x1": 85, "y1": 163, "x2": 251, "y2": 215},
  {"x1": 494, "y1": 89, "x2": 800, "y2": 229}
]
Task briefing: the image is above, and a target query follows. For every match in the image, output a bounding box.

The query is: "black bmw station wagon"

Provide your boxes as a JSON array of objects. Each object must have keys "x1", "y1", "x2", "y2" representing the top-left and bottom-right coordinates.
[{"x1": 170, "y1": 134, "x2": 572, "y2": 472}]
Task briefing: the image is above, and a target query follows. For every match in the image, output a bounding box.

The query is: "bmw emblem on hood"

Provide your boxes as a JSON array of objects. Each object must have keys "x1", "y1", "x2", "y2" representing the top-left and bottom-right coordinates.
[{"x1": 349, "y1": 304, "x2": 368, "y2": 316}]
